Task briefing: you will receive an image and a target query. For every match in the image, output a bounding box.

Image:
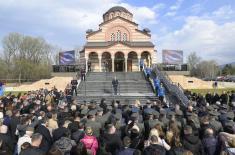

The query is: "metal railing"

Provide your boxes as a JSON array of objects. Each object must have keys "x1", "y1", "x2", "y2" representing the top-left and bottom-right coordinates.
[{"x1": 153, "y1": 64, "x2": 189, "y2": 107}]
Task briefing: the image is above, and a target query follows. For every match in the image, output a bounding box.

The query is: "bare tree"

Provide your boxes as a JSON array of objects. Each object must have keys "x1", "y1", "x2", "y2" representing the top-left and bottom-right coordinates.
[
  {"x1": 2, "y1": 32, "x2": 55, "y2": 82},
  {"x1": 187, "y1": 52, "x2": 201, "y2": 76}
]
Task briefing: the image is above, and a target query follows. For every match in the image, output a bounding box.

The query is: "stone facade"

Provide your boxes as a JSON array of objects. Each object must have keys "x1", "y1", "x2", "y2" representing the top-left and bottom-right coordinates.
[{"x1": 80, "y1": 6, "x2": 156, "y2": 72}]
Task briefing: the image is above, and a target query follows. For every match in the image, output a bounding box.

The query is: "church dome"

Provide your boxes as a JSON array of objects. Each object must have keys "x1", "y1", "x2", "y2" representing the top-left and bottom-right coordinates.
[
  {"x1": 103, "y1": 6, "x2": 133, "y2": 22},
  {"x1": 105, "y1": 6, "x2": 131, "y2": 14}
]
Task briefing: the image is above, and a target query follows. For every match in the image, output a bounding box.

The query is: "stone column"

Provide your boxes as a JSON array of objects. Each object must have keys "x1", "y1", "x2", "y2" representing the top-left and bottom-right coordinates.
[
  {"x1": 111, "y1": 55, "x2": 115, "y2": 72},
  {"x1": 138, "y1": 55, "x2": 141, "y2": 71},
  {"x1": 98, "y1": 55, "x2": 102, "y2": 72},
  {"x1": 85, "y1": 57, "x2": 88, "y2": 73},
  {"x1": 125, "y1": 56, "x2": 128, "y2": 72},
  {"x1": 148, "y1": 55, "x2": 150, "y2": 67}
]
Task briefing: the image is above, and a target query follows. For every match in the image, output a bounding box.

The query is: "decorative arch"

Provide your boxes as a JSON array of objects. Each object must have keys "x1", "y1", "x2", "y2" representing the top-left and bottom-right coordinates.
[
  {"x1": 127, "y1": 51, "x2": 138, "y2": 71},
  {"x1": 141, "y1": 51, "x2": 152, "y2": 67},
  {"x1": 114, "y1": 51, "x2": 125, "y2": 72},
  {"x1": 88, "y1": 52, "x2": 99, "y2": 72},
  {"x1": 102, "y1": 52, "x2": 112, "y2": 72}
]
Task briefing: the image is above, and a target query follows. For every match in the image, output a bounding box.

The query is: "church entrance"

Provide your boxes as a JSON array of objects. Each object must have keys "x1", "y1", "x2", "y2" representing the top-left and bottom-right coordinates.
[
  {"x1": 115, "y1": 52, "x2": 125, "y2": 72},
  {"x1": 128, "y1": 51, "x2": 138, "y2": 72}
]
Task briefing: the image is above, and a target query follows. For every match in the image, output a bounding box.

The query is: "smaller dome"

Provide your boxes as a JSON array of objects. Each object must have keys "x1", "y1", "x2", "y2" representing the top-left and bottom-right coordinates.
[
  {"x1": 86, "y1": 29, "x2": 93, "y2": 34},
  {"x1": 143, "y1": 28, "x2": 151, "y2": 33}
]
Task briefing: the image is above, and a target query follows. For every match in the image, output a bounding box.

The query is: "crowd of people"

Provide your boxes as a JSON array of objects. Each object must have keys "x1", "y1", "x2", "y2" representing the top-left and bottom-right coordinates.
[{"x1": 0, "y1": 85, "x2": 234, "y2": 155}]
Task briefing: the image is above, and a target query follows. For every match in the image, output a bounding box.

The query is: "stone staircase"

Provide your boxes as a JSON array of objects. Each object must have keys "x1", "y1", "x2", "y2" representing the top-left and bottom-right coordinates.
[{"x1": 76, "y1": 72, "x2": 158, "y2": 104}]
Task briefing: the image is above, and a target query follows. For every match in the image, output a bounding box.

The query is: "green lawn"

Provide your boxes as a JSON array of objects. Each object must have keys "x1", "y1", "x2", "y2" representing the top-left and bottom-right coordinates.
[
  {"x1": 4, "y1": 91, "x2": 27, "y2": 96},
  {"x1": 187, "y1": 88, "x2": 235, "y2": 95}
]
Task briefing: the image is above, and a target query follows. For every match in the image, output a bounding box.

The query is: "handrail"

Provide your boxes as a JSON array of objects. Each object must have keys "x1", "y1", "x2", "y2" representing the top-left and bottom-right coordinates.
[{"x1": 153, "y1": 64, "x2": 189, "y2": 107}]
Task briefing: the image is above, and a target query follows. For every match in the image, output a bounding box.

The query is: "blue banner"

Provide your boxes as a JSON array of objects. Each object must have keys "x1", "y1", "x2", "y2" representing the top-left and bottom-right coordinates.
[
  {"x1": 59, "y1": 50, "x2": 75, "y2": 65},
  {"x1": 0, "y1": 82, "x2": 4, "y2": 96}
]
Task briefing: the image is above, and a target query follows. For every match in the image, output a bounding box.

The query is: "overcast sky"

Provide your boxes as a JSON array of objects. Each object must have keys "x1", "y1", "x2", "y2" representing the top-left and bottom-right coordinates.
[{"x1": 0, "y1": 0, "x2": 235, "y2": 64}]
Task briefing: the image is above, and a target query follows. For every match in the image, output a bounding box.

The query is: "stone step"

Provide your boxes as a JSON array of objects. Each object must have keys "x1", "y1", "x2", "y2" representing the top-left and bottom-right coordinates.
[{"x1": 76, "y1": 72, "x2": 156, "y2": 104}]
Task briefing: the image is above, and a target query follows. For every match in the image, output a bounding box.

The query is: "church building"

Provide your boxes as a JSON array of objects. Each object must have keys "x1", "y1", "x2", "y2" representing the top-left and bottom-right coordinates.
[{"x1": 80, "y1": 6, "x2": 156, "y2": 72}]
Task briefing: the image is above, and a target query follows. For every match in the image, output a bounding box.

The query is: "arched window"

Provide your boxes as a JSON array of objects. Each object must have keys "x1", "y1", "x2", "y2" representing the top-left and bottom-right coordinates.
[
  {"x1": 123, "y1": 33, "x2": 127, "y2": 41},
  {"x1": 117, "y1": 30, "x2": 121, "y2": 41},
  {"x1": 111, "y1": 33, "x2": 115, "y2": 41}
]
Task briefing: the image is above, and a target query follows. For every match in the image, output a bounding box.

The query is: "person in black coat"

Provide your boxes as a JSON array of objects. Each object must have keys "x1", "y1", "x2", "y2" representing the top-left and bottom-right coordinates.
[
  {"x1": 202, "y1": 128, "x2": 219, "y2": 155},
  {"x1": 35, "y1": 119, "x2": 52, "y2": 153},
  {"x1": 9, "y1": 110, "x2": 20, "y2": 144},
  {"x1": 100, "y1": 124, "x2": 122, "y2": 155},
  {"x1": 143, "y1": 135, "x2": 166, "y2": 155},
  {"x1": 20, "y1": 133, "x2": 45, "y2": 155},
  {"x1": 0, "y1": 125, "x2": 14, "y2": 154},
  {"x1": 182, "y1": 125, "x2": 205, "y2": 155},
  {"x1": 52, "y1": 119, "x2": 70, "y2": 142}
]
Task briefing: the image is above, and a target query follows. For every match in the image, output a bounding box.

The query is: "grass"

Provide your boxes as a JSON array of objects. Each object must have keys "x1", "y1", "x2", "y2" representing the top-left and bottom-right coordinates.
[
  {"x1": 3, "y1": 91, "x2": 27, "y2": 96},
  {"x1": 187, "y1": 88, "x2": 235, "y2": 95}
]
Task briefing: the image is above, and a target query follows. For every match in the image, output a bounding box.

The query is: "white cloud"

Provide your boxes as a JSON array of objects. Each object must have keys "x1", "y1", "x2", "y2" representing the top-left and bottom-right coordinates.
[
  {"x1": 156, "y1": 16, "x2": 235, "y2": 64},
  {"x1": 190, "y1": 4, "x2": 202, "y2": 14},
  {"x1": 118, "y1": 3, "x2": 157, "y2": 25},
  {"x1": 152, "y1": 3, "x2": 165, "y2": 11},
  {"x1": 170, "y1": 0, "x2": 184, "y2": 11},
  {"x1": 0, "y1": 0, "x2": 158, "y2": 49},
  {"x1": 212, "y1": 5, "x2": 234, "y2": 19},
  {"x1": 165, "y1": 0, "x2": 184, "y2": 17}
]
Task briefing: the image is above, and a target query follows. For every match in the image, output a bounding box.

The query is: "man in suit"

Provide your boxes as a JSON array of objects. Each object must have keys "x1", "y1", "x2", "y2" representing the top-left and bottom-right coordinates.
[
  {"x1": 35, "y1": 118, "x2": 53, "y2": 153},
  {"x1": 70, "y1": 78, "x2": 78, "y2": 96},
  {"x1": 112, "y1": 76, "x2": 119, "y2": 95}
]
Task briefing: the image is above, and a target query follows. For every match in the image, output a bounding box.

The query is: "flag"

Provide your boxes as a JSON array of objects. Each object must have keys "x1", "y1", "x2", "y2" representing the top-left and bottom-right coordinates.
[
  {"x1": 0, "y1": 82, "x2": 4, "y2": 96},
  {"x1": 59, "y1": 50, "x2": 75, "y2": 65}
]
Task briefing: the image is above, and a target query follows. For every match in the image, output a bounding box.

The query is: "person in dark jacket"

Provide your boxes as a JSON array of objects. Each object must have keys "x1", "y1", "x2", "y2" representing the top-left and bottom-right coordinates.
[
  {"x1": 9, "y1": 110, "x2": 20, "y2": 144},
  {"x1": 52, "y1": 119, "x2": 70, "y2": 142},
  {"x1": 202, "y1": 128, "x2": 219, "y2": 155},
  {"x1": 100, "y1": 124, "x2": 122, "y2": 155},
  {"x1": 143, "y1": 135, "x2": 166, "y2": 155},
  {"x1": 0, "y1": 125, "x2": 14, "y2": 154},
  {"x1": 70, "y1": 79, "x2": 78, "y2": 96},
  {"x1": 20, "y1": 133, "x2": 45, "y2": 155},
  {"x1": 117, "y1": 136, "x2": 136, "y2": 155},
  {"x1": 182, "y1": 125, "x2": 205, "y2": 155},
  {"x1": 35, "y1": 119, "x2": 52, "y2": 153},
  {"x1": 71, "y1": 122, "x2": 85, "y2": 143}
]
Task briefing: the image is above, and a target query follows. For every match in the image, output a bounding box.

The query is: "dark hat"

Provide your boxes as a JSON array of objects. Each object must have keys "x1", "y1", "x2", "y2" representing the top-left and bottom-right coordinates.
[
  {"x1": 220, "y1": 110, "x2": 227, "y2": 114},
  {"x1": 131, "y1": 113, "x2": 139, "y2": 120},
  {"x1": 209, "y1": 111, "x2": 220, "y2": 116},
  {"x1": 160, "y1": 109, "x2": 166, "y2": 115},
  {"x1": 175, "y1": 110, "x2": 183, "y2": 116},
  {"x1": 226, "y1": 112, "x2": 234, "y2": 119},
  {"x1": 186, "y1": 112, "x2": 193, "y2": 116},
  {"x1": 131, "y1": 107, "x2": 139, "y2": 113},
  {"x1": 114, "y1": 113, "x2": 122, "y2": 120},
  {"x1": 81, "y1": 109, "x2": 88, "y2": 115},
  {"x1": 212, "y1": 104, "x2": 219, "y2": 110},
  {"x1": 206, "y1": 106, "x2": 214, "y2": 111},
  {"x1": 220, "y1": 104, "x2": 228, "y2": 109},
  {"x1": 115, "y1": 108, "x2": 122, "y2": 114},
  {"x1": 88, "y1": 110, "x2": 97, "y2": 116},
  {"x1": 152, "y1": 110, "x2": 159, "y2": 117},
  {"x1": 144, "y1": 108, "x2": 153, "y2": 115}
]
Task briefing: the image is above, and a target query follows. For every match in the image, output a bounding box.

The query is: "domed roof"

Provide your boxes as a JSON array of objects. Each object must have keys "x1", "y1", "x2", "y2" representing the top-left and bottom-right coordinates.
[{"x1": 104, "y1": 6, "x2": 132, "y2": 15}]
